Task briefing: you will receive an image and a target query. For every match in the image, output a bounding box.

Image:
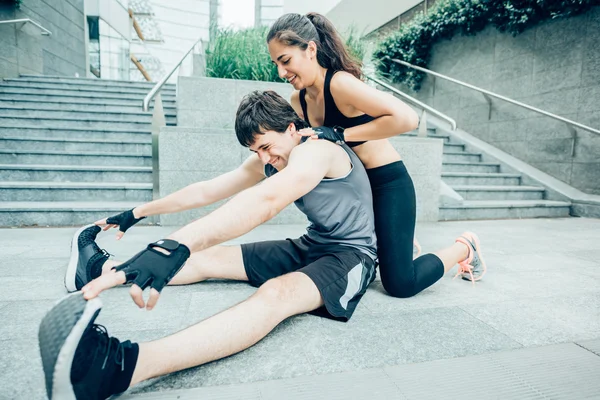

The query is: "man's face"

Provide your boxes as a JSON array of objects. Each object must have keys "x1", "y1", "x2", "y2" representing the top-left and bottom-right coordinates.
[{"x1": 248, "y1": 123, "x2": 299, "y2": 171}]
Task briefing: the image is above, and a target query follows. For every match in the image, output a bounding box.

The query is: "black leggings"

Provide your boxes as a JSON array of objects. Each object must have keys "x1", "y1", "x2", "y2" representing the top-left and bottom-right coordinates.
[{"x1": 366, "y1": 161, "x2": 444, "y2": 298}]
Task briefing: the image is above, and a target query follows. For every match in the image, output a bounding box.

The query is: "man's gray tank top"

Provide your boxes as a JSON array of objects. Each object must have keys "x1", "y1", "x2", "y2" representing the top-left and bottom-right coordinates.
[{"x1": 264, "y1": 140, "x2": 377, "y2": 260}]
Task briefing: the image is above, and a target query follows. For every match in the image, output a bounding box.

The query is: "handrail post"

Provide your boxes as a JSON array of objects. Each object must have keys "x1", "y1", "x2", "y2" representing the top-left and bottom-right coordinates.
[
  {"x1": 151, "y1": 94, "x2": 166, "y2": 200},
  {"x1": 418, "y1": 110, "x2": 428, "y2": 137}
]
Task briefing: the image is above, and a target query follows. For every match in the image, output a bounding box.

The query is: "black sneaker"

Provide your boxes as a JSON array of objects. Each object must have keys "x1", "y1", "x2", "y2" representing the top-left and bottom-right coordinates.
[
  {"x1": 65, "y1": 225, "x2": 110, "y2": 292},
  {"x1": 39, "y1": 292, "x2": 137, "y2": 400}
]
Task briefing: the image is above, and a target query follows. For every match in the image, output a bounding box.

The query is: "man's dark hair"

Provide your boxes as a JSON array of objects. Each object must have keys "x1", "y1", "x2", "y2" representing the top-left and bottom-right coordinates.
[{"x1": 235, "y1": 90, "x2": 307, "y2": 147}]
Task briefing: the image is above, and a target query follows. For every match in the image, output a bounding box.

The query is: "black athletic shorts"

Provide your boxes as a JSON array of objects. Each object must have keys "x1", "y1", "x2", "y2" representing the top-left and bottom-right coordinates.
[{"x1": 241, "y1": 235, "x2": 376, "y2": 321}]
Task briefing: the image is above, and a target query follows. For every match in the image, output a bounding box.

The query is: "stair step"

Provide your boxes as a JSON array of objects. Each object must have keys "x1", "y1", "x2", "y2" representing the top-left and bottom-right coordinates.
[
  {"x1": 402, "y1": 132, "x2": 451, "y2": 142},
  {"x1": 0, "y1": 182, "x2": 152, "y2": 202},
  {"x1": 442, "y1": 172, "x2": 521, "y2": 186},
  {"x1": 15, "y1": 75, "x2": 176, "y2": 89},
  {"x1": 0, "y1": 94, "x2": 176, "y2": 107},
  {"x1": 0, "y1": 164, "x2": 152, "y2": 183},
  {"x1": 0, "y1": 109, "x2": 176, "y2": 124},
  {"x1": 0, "y1": 87, "x2": 176, "y2": 102},
  {"x1": 442, "y1": 151, "x2": 482, "y2": 163},
  {"x1": 443, "y1": 162, "x2": 500, "y2": 173},
  {"x1": 452, "y1": 185, "x2": 545, "y2": 200},
  {"x1": 439, "y1": 200, "x2": 571, "y2": 220},
  {"x1": 0, "y1": 126, "x2": 150, "y2": 141},
  {"x1": 0, "y1": 81, "x2": 176, "y2": 95},
  {"x1": 0, "y1": 150, "x2": 151, "y2": 167},
  {"x1": 443, "y1": 143, "x2": 465, "y2": 151},
  {"x1": 0, "y1": 201, "x2": 155, "y2": 227},
  {"x1": 0, "y1": 137, "x2": 150, "y2": 154},
  {"x1": 0, "y1": 116, "x2": 162, "y2": 130},
  {"x1": 0, "y1": 100, "x2": 176, "y2": 115}
]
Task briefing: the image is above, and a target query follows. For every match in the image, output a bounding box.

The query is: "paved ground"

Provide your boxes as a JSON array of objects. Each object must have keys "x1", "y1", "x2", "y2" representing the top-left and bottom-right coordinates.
[{"x1": 0, "y1": 217, "x2": 599, "y2": 399}]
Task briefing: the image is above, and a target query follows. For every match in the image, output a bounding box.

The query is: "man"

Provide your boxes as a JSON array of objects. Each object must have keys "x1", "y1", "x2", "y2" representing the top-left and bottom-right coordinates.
[{"x1": 39, "y1": 90, "x2": 378, "y2": 400}]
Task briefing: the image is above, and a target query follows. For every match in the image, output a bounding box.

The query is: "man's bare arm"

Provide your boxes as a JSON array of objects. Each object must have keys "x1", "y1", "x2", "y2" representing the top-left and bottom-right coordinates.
[
  {"x1": 168, "y1": 141, "x2": 332, "y2": 252},
  {"x1": 133, "y1": 154, "x2": 265, "y2": 218}
]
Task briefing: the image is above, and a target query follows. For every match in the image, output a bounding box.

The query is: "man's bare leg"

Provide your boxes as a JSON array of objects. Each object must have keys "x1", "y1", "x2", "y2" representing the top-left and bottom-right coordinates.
[
  {"x1": 131, "y1": 271, "x2": 320, "y2": 386},
  {"x1": 101, "y1": 245, "x2": 249, "y2": 284}
]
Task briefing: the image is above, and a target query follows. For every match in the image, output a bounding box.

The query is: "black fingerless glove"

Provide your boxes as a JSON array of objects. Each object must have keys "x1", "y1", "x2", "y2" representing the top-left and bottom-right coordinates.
[
  {"x1": 312, "y1": 125, "x2": 346, "y2": 144},
  {"x1": 106, "y1": 208, "x2": 146, "y2": 233},
  {"x1": 114, "y1": 239, "x2": 190, "y2": 292}
]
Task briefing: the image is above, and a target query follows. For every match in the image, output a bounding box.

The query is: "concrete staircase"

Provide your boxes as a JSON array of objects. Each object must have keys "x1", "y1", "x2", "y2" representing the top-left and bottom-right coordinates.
[
  {"x1": 398, "y1": 129, "x2": 571, "y2": 220},
  {"x1": 0, "y1": 75, "x2": 176, "y2": 227}
]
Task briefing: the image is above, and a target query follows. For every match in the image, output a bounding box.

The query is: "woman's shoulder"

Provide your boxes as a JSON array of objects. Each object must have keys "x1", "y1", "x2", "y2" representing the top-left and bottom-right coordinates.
[{"x1": 329, "y1": 70, "x2": 362, "y2": 94}]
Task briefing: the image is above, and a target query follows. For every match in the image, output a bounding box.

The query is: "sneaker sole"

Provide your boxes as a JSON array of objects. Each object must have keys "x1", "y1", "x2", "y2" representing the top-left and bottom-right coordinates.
[
  {"x1": 65, "y1": 224, "x2": 96, "y2": 293},
  {"x1": 38, "y1": 292, "x2": 102, "y2": 400}
]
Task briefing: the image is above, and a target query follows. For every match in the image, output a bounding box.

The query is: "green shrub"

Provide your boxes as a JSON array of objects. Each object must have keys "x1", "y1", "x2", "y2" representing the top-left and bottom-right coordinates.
[
  {"x1": 205, "y1": 24, "x2": 369, "y2": 81},
  {"x1": 373, "y1": 0, "x2": 599, "y2": 90},
  {"x1": 206, "y1": 26, "x2": 283, "y2": 82},
  {"x1": 342, "y1": 26, "x2": 366, "y2": 62}
]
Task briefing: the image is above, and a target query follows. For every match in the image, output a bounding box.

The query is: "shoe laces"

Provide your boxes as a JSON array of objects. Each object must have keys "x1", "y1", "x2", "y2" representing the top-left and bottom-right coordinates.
[{"x1": 92, "y1": 324, "x2": 125, "y2": 372}]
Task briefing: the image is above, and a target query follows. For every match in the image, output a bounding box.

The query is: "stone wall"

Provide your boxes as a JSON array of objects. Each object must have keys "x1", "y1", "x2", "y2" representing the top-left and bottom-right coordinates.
[
  {"x1": 0, "y1": 0, "x2": 87, "y2": 78},
  {"x1": 160, "y1": 76, "x2": 442, "y2": 226},
  {"x1": 395, "y1": 7, "x2": 600, "y2": 194}
]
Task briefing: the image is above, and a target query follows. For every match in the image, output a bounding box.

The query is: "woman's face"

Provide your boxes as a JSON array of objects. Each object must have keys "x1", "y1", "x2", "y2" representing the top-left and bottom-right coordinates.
[{"x1": 268, "y1": 39, "x2": 317, "y2": 90}]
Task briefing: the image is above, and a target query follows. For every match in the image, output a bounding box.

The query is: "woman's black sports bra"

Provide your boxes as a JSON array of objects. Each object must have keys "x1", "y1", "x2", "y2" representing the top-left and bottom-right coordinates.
[{"x1": 299, "y1": 69, "x2": 374, "y2": 148}]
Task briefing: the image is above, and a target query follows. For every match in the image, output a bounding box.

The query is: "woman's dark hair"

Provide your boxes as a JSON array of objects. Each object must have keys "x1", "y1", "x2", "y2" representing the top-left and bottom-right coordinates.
[
  {"x1": 267, "y1": 13, "x2": 362, "y2": 79},
  {"x1": 235, "y1": 90, "x2": 308, "y2": 147}
]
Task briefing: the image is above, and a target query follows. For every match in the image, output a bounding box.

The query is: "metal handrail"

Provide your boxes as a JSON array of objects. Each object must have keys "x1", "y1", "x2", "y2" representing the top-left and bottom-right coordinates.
[
  {"x1": 391, "y1": 59, "x2": 600, "y2": 138},
  {"x1": 0, "y1": 18, "x2": 52, "y2": 35},
  {"x1": 365, "y1": 74, "x2": 457, "y2": 136},
  {"x1": 142, "y1": 36, "x2": 203, "y2": 112}
]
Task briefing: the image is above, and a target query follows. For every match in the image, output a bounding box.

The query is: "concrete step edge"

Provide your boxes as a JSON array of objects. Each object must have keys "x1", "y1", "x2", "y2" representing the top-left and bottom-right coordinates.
[
  {"x1": 442, "y1": 172, "x2": 521, "y2": 177},
  {"x1": 0, "y1": 89, "x2": 176, "y2": 100},
  {"x1": 15, "y1": 75, "x2": 177, "y2": 87},
  {"x1": 0, "y1": 97, "x2": 177, "y2": 109},
  {"x1": 0, "y1": 182, "x2": 152, "y2": 189},
  {"x1": 0, "y1": 115, "x2": 155, "y2": 124},
  {"x1": 0, "y1": 201, "x2": 143, "y2": 211},
  {"x1": 451, "y1": 185, "x2": 545, "y2": 191},
  {"x1": 0, "y1": 136, "x2": 150, "y2": 145},
  {"x1": 441, "y1": 200, "x2": 571, "y2": 209},
  {"x1": 0, "y1": 105, "x2": 177, "y2": 117},
  {"x1": 0, "y1": 164, "x2": 151, "y2": 172},
  {"x1": 0, "y1": 125, "x2": 150, "y2": 133},
  {"x1": 0, "y1": 149, "x2": 151, "y2": 157},
  {"x1": 0, "y1": 82, "x2": 176, "y2": 93},
  {"x1": 443, "y1": 161, "x2": 500, "y2": 166}
]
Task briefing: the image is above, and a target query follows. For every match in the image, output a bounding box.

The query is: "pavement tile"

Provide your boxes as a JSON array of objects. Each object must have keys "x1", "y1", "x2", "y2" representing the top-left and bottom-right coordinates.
[
  {"x1": 0, "y1": 257, "x2": 67, "y2": 278},
  {"x1": 461, "y1": 292, "x2": 600, "y2": 346},
  {"x1": 298, "y1": 307, "x2": 522, "y2": 375},
  {"x1": 0, "y1": 300, "x2": 55, "y2": 340},
  {"x1": 0, "y1": 338, "x2": 46, "y2": 400},
  {"x1": 126, "y1": 315, "x2": 316, "y2": 395}
]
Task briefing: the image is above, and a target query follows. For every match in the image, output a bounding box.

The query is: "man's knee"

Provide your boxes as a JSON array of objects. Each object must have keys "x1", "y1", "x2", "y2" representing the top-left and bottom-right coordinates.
[{"x1": 255, "y1": 273, "x2": 322, "y2": 313}]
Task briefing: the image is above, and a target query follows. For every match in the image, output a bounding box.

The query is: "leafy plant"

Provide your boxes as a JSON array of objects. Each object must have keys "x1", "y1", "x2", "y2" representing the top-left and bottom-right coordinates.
[
  {"x1": 342, "y1": 25, "x2": 366, "y2": 62},
  {"x1": 373, "y1": 0, "x2": 599, "y2": 90},
  {"x1": 205, "y1": 26, "x2": 283, "y2": 82},
  {"x1": 205, "y1": 24, "x2": 370, "y2": 81}
]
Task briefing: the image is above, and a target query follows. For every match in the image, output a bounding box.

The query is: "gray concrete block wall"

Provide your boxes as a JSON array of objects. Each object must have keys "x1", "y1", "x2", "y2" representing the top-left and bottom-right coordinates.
[
  {"x1": 396, "y1": 6, "x2": 600, "y2": 195},
  {"x1": 0, "y1": 0, "x2": 86, "y2": 78},
  {"x1": 158, "y1": 127, "x2": 307, "y2": 227},
  {"x1": 177, "y1": 76, "x2": 293, "y2": 129},
  {"x1": 388, "y1": 137, "x2": 443, "y2": 222}
]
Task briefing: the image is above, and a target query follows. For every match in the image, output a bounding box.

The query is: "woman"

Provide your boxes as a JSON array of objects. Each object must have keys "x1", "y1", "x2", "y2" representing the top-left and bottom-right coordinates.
[{"x1": 267, "y1": 13, "x2": 486, "y2": 297}]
